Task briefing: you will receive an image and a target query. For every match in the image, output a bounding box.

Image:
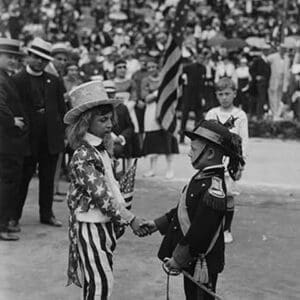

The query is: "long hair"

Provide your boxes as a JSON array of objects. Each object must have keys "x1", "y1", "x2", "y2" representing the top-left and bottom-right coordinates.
[{"x1": 66, "y1": 104, "x2": 115, "y2": 151}]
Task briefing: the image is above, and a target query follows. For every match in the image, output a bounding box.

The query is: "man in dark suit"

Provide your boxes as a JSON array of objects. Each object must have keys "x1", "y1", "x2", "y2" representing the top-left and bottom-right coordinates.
[
  {"x1": 0, "y1": 38, "x2": 29, "y2": 241},
  {"x1": 180, "y1": 52, "x2": 206, "y2": 143},
  {"x1": 249, "y1": 46, "x2": 271, "y2": 119},
  {"x1": 11, "y1": 38, "x2": 66, "y2": 228}
]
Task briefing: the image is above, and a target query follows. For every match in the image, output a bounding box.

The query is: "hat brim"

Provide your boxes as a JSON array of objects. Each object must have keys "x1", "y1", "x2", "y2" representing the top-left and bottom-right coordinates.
[
  {"x1": 27, "y1": 48, "x2": 53, "y2": 61},
  {"x1": 0, "y1": 49, "x2": 25, "y2": 56},
  {"x1": 52, "y1": 48, "x2": 70, "y2": 55},
  {"x1": 184, "y1": 128, "x2": 226, "y2": 151},
  {"x1": 64, "y1": 99, "x2": 123, "y2": 125},
  {"x1": 184, "y1": 130, "x2": 201, "y2": 140},
  {"x1": 184, "y1": 129, "x2": 244, "y2": 163}
]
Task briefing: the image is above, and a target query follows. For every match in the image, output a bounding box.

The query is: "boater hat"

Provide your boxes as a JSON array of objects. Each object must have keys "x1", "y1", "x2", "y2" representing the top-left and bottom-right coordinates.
[
  {"x1": 103, "y1": 80, "x2": 116, "y2": 93},
  {"x1": 51, "y1": 42, "x2": 70, "y2": 55},
  {"x1": 0, "y1": 37, "x2": 24, "y2": 56},
  {"x1": 27, "y1": 37, "x2": 53, "y2": 61},
  {"x1": 64, "y1": 80, "x2": 123, "y2": 125}
]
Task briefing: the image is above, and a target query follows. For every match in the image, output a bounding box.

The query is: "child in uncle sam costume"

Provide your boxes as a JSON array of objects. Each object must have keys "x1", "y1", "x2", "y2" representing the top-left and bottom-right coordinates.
[
  {"x1": 141, "y1": 120, "x2": 245, "y2": 300},
  {"x1": 205, "y1": 77, "x2": 248, "y2": 244},
  {"x1": 64, "y1": 80, "x2": 147, "y2": 299}
]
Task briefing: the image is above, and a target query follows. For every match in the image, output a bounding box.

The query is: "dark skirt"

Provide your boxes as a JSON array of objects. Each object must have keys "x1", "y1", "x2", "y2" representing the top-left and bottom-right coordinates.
[{"x1": 142, "y1": 130, "x2": 179, "y2": 155}]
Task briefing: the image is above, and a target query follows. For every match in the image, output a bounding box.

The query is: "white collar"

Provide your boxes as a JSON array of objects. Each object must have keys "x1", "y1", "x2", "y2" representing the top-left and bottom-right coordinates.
[
  {"x1": 26, "y1": 65, "x2": 43, "y2": 76},
  {"x1": 84, "y1": 132, "x2": 103, "y2": 146}
]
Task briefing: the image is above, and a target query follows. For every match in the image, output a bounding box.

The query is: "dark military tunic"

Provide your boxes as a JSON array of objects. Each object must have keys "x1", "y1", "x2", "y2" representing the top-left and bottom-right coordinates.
[{"x1": 154, "y1": 165, "x2": 227, "y2": 299}]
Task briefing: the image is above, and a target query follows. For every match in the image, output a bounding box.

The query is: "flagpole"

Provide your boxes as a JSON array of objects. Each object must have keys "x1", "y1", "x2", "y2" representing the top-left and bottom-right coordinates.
[{"x1": 280, "y1": 0, "x2": 288, "y2": 43}]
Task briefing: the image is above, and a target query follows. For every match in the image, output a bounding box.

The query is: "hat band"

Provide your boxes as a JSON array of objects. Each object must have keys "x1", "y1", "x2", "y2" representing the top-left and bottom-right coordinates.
[
  {"x1": 193, "y1": 127, "x2": 224, "y2": 146},
  {"x1": 0, "y1": 44, "x2": 21, "y2": 53},
  {"x1": 30, "y1": 45, "x2": 51, "y2": 57}
]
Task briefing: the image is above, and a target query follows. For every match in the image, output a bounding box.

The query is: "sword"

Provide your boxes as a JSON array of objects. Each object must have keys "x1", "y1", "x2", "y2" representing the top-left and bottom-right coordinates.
[
  {"x1": 181, "y1": 270, "x2": 224, "y2": 300},
  {"x1": 162, "y1": 260, "x2": 224, "y2": 300}
]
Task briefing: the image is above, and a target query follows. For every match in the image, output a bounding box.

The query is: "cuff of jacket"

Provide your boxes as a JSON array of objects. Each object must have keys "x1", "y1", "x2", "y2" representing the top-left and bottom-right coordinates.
[
  {"x1": 119, "y1": 206, "x2": 135, "y2": 224},
  {"x1": 154, "y1": 215, "x2": 169, "y2": 235},
  {"x1": 172, "y1": 244, "x2": 193, "y2": 268}
]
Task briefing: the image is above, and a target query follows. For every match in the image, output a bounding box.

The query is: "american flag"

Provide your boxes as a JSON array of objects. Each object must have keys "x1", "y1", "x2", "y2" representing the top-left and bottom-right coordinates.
[
  {"x1": 156, "y1": 0, "x2": 190, "y2": 134},
  {"x1": 119, "y1": 159, "x2": 138, "y2": 210}
]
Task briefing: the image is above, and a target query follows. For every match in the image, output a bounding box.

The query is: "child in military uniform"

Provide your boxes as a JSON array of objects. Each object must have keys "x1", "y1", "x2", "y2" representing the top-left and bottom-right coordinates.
[{"x1": 141, "y1": 120, "x2": 245, "y2": 300}]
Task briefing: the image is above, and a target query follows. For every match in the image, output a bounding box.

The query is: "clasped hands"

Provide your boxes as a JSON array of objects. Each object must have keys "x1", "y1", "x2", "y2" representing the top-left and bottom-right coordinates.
[
  {"x1": 129, "y1": 218, "x2": 181, "y2": 273},
  {"x1": 130, "y1": 217, "x2": 157, "y2": 237}
]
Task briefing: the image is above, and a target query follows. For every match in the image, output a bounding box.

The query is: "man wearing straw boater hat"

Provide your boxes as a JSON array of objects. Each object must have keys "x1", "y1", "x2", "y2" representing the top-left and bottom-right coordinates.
[
  {"x1": 0, "y1": 38, "x2": 28, "y2": 241},
  {"x1": 46, "y1": 42, "x2": 70, "y2": 78},
  {"x1": 10, "y1": 37, "x2": 66, "y2": 229}
]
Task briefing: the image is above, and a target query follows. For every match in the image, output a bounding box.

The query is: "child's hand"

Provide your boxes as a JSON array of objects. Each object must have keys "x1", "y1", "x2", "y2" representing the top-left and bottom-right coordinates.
[
  {"x1": 139, "y1": 220, "x2": 158, "y2": 235},
  {"x1": 164, "y1": 257, "x2": 181, "y2": 272},
  {"x1": 130, "y1": 216, "x2": 150, "y2": 237}
]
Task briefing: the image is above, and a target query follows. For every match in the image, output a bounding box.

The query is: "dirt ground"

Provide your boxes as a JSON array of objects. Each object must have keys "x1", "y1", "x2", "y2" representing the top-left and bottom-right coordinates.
[{"x1": 0, "y1": 177, "x2": 299, "y2": 300}]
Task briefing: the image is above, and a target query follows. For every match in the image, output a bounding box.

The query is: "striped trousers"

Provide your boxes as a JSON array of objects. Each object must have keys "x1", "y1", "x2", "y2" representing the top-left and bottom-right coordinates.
[{"x1": 77, "y1": 222, "x2": 117, "y2": 300}]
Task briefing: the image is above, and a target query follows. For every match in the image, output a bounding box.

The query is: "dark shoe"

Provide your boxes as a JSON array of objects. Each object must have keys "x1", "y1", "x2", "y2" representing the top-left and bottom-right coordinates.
[
  {"x1": 8, "y1": 220, "x2": 21, "y2": 233},
  {"x1": 0, "y1": 231, "x2": 19, "y2": 241},
  {"x1": 40, "y1": 217, "x2": 62, "y2": 227}
]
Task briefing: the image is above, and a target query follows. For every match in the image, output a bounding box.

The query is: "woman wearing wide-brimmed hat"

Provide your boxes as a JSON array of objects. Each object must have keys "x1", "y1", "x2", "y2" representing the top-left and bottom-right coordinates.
[{"x1": 65, "y1": 80, "x2": 147, "y2": 299}]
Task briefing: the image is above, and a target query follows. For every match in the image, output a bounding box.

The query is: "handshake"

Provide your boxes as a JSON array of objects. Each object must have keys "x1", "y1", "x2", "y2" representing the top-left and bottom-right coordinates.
[{"x1": 130, "y1": 217, "x2": 158, "y2": 237}]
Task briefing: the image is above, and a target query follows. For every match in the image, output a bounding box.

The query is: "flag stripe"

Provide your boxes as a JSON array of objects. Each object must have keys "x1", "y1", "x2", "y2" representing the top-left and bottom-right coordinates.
[
  {"x1": 157, "y1": 62, "x2": 182, "y2": 117},
  {"x1": 161, "y1": 37, "x2": 178, "y2": 68},
  {"x1": 158, "y1": 89, "x2": 177, "y2": 123},
  {"x1": 156, "y1": 0, "x2": 189, "y2": 135},
  {"x1": 160, "y1": 91, "x2": 178, "y2": 131},
  {"x1": 158, "y1": 42, "x2": 181, "y2": 94},
  {"x1": 161, "y1": 35, "x2": 175, "y2": 65},
  {"x1": 156, "y1": 50, "x2": 181, "y2": 118},
  {"x1": 158, "y1": 55, "x2": 181, "y2": 101}
]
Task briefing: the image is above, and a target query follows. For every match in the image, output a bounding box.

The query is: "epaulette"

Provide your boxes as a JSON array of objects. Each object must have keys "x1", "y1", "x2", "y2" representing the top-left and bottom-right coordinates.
[
  {"x1": 203, "y1": 176, "x2": 226, "y2": 210},
  {"x1": 194, "y1": 173, "x2": 212, "y2": 180},
  {"x1": 195, "y1": 166, "x2": 225, "y2": 180}
]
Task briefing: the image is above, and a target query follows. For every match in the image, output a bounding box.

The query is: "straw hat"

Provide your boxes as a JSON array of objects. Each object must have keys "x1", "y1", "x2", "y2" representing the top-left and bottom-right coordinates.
[
  {"x1": 64, "y1": 80, "x2": 122, "y2": 124},
  {"x1": 51, "y1": 42, "x2": 70, "y2": 55},
  {"x1": 27, "y1": 37, "x2": 53, "y2": 61},
  {"x1": 103, "y1": 80, "x2": 116, "y2": 93},
  {"x1": 0, "y1": 37, "x2": 24, "y2": 56}
]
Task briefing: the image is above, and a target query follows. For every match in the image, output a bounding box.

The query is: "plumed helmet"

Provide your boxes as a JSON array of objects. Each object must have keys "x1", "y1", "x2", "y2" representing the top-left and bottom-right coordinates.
[{"x1": 185, "y1": 120, "x2": 245, "y2": 180}]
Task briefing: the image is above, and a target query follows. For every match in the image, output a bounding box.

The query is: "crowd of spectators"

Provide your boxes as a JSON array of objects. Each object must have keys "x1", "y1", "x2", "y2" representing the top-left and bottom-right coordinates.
[
  {"x1": 1, "y1": 0, "x2": 300, "y2": 241},
  {"x1": 1, "y1": 0, "x2": 300, "y2": 123}
]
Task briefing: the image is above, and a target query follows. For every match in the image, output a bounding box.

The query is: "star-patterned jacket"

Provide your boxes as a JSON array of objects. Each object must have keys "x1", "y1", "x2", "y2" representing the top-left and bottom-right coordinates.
[
  {"x1": 66, "y1": 133, "x2": 134, "y2": 287},
  {"x1": 155, "y1": 165, "x2": 227, "y2": 275}
]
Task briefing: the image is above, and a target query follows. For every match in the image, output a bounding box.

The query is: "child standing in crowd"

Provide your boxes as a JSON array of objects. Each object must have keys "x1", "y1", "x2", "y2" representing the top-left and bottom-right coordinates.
[
  {"x1": 141, "y1": 120, "x2": 245, "y2": 300},
  {"x1": 205, "y1": 77, "x2": 248, "y2": 244},
  {"x1": 64, "y1": 81, "x2": 146, "y2": 299}
]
